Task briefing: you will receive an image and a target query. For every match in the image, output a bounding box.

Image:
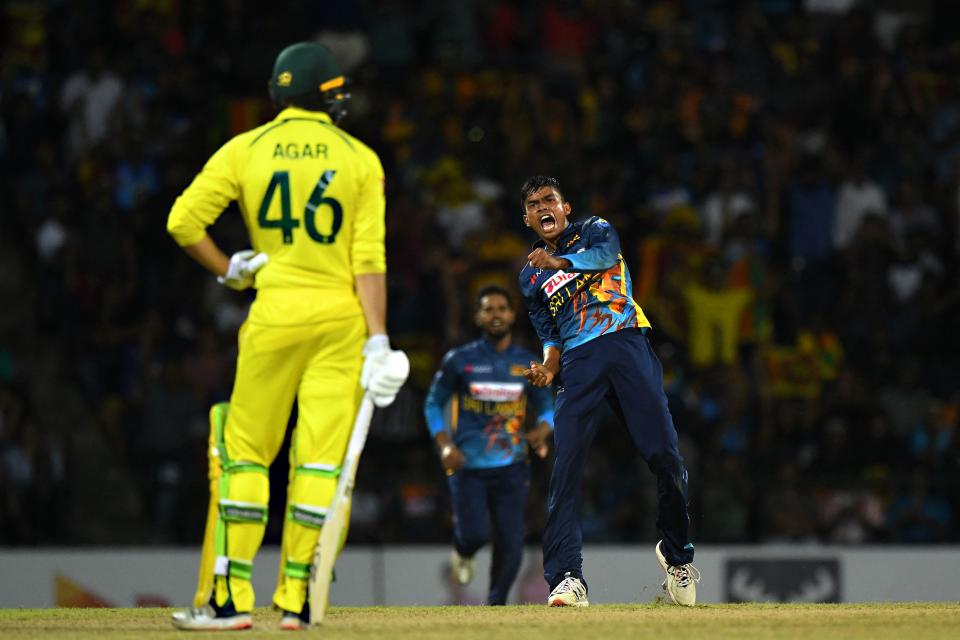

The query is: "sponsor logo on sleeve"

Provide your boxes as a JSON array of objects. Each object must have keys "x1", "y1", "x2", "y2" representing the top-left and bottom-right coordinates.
[{"x1": 529, "y1": 265, "x2": 544, "y2": 286}]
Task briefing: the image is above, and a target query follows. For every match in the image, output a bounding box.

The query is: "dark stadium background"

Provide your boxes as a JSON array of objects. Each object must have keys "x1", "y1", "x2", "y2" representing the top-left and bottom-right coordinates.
[{"x1": 1, "y1": 0, "x2": 958, "y2": 553}]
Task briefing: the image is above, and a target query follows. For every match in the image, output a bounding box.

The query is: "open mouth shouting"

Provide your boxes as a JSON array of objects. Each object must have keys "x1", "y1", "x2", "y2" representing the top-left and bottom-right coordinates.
[
  {"x1": 523, "y1": 185, "x2": 569, "y2": 242},
  {"x1": 539, "y1": 212, "x2": 557, "y2": 233}
]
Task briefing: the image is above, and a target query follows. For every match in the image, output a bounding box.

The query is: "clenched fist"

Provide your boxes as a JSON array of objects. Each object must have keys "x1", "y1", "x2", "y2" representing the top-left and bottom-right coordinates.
[{"x1": 527, "y1": 248, "x2": 569, "y2": 270}]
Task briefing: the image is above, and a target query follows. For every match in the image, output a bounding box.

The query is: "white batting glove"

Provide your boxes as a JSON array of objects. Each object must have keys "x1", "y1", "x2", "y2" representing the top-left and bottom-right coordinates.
[
  {"x1": 361, "y1": 334, "x2": 391, "y2": 389},
  {"x1": 218, "y1": 250, "x2": 268, "y2": 290},
  {"x1": 361, "y1": 334, "x2": 410, "y2": 407}
]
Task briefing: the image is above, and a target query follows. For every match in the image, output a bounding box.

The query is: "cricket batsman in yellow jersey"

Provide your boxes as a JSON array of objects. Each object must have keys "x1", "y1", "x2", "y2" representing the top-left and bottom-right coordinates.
[{"x1": 167, "y1": 42, "x2": 409, "y2": 631}]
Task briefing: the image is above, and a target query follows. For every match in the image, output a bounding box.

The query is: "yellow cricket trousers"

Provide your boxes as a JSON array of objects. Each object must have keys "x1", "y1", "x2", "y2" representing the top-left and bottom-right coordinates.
[{"x1": 194, "y1": 313, "x2": 365, "y2": 613}]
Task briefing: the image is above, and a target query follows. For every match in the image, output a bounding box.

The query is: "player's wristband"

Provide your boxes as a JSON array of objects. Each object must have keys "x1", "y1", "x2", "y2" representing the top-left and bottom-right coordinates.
[{"x1": 363, "y1": 334, "x2": 390, "y2": 355}]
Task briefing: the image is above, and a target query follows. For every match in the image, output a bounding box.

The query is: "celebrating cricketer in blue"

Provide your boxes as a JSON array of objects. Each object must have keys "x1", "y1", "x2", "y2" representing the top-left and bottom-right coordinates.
[
  {"x1": 424, "y1": 285, "x2": 555, "y2": 605},
  {"x1": 517, "y1": 176, "x2": 700, "y2": 608}
]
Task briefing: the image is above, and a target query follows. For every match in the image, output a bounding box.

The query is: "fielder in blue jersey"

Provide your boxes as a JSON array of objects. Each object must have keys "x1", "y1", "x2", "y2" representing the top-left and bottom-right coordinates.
[
  {"x1": 517, "y1": 176, "x2": 700, "y2": 608},
  {"x1": 424, "y1": 285, "x2": 555, "y2": 605}
]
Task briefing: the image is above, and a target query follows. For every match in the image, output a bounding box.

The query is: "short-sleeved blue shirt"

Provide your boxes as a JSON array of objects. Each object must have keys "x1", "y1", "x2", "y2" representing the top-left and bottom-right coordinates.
[{"x1": 424, "y1": 339, "x2": 555, "y2": 469}]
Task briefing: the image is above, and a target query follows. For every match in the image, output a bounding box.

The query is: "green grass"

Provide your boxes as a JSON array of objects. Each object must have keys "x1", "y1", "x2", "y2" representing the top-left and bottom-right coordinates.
[{"x1": 1, "y1": 603, "x2": 958, "y2": 639}]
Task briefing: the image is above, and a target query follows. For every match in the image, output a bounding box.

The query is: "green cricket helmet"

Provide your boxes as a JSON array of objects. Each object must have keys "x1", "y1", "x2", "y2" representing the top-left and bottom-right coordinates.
[{"x1": 268, "y1": 42, "x2": 350, "y2": 122}]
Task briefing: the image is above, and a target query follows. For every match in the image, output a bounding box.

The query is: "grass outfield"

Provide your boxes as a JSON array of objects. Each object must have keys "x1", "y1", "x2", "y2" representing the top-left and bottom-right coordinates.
[{"x1": 1, "y1": 603, "x2": 958, "y2": 639}]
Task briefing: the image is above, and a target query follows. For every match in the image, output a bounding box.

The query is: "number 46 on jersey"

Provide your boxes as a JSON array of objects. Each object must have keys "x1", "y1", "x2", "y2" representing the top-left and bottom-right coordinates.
[{"x1": 257, "y1": 170, "x2": 343, "y2": 244}]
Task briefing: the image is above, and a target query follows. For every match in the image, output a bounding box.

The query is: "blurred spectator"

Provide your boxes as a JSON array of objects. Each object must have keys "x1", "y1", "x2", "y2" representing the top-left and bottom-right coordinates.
[
  {"x1": 878, "y1": 359, "x2": 938, "y2": 439},
  {"x1": 135, "y1": 358, "x2": 206, "y2": 541},
  {"x1": 906, "y1": 402, "x2": 955, "y2": 471},
  {"x1": 647, "y1": 156, "x2": 694, "y2": 221},
  {"x1": 67, "y1": 395, "x2": 144, "y2": 543},
  {"x1": 699, "y1": 456, "x2": 752, "y2": 542},
  {"x1": 113, "y1": 136, "x2": 160, "y2": 212},
  {"x1": 857, "y1": 413, "x2": 901, "y2": 473},
  {"x1": 816, "y1": 481, "x2": 887, "y2": 544},
  {"x1": 682, "y1": 258, "x2": 752, "y2": 369},
  {"x1": 833, "y1": 157, "x2": 888, "y2": 252},
  {"x1": 423, "y1": 157, "x2": 489, "y2": 249},
  {"x1": 59, "y1": 50, "x2": 124, "y2": 161},
  {"x1": 888, "y1": 179, "x2": 940, "y2": 248},
  {"x1": 761, "y1": 464, "x2": 818, "y2": 543},
  {"x1": 785, "y1": 158, "x2": 837, "y2": 317},
  {"x1": 700, "y1": 162, "x2": 759, "y2": 248},
  {"x1": 887, "y1": 468, "x2": 953, "y2": 543},
  {"x1": 785, "y1": 158, "x2": 835, "y2": 267}
]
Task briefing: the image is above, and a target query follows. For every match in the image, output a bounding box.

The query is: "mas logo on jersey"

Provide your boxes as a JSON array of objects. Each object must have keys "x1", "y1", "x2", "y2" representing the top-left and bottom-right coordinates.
[
  {"x1": 469, "y1": 382, "x2": 524, "y2": 402},
  {"x1": 510, "y1": 364, "x2": 526, "y2": 377},
  {"x1": 464, "y1": 364, "x2": 493, "y2": 374},
  {"x1": 563, "y1": 233, "x2": 581, "y2": 249},
  {"x1": 541, "y1": 270, "x2": 580, "y2": 297}
]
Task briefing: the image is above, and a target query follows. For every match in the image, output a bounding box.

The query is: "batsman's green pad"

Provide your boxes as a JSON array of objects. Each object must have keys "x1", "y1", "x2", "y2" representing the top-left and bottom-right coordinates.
[
  {"x1": 210, "y1": 403, "x2": 270, "y2": 569},
  {"x1": 288, "y1": 503, "x2": 328, "y2": 529},
  {"x1": 219, "y1": 499, "x2": 269, "y2": 524},
  {"x1": 284, "y1": 559, "x2": 312, "y2": 580},
  {"x1": 287, "y1": 460, "x2": 341, "y2": 529}
]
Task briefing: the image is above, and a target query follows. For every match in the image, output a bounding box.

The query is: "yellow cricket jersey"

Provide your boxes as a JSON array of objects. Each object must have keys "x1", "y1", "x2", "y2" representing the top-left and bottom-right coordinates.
[{"x1": 166, "y1": 107, "x2": 386, "y2": 326}]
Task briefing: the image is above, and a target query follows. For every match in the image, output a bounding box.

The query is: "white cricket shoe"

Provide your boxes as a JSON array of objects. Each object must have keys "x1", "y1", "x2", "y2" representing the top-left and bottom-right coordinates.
[
  {"x1": 171, "y1": 604, "x2": 252, "y2": 631},
  {"x1": 278, "y1": 591, "x2": 312, "y2": 630},
  {"x1": 548, "y1": 573, "x2": 589, "y2": 607},
  {"x1": 450, "y1": 549, "x2": 475, "y2": 585},
  {"x1": 656, "y1": 540, "x2": 700, "y2": 606},
  {"x1": 279, "y1": 612, "x2": 307, "y2": 630}
]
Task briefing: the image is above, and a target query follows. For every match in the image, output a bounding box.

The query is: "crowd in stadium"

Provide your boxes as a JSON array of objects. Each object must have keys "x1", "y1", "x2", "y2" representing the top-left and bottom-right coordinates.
[{"x1": 1, "y1": 0, "x2": 957, "y2": 547}]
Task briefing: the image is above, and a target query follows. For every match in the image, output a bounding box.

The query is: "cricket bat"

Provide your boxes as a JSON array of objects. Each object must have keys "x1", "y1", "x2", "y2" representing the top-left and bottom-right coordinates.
[{"x1": 309, "y1": 393, "x2": 376, "y2": 625}]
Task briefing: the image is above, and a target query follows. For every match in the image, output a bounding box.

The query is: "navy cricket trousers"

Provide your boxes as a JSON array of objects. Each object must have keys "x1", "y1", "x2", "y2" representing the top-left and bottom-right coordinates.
[
  {"x1": 542, "y1": 328, "x2": 693, "y2": 591},
  {"x1": 448, "y1": 461, "x2": 529, "y2": 605}
]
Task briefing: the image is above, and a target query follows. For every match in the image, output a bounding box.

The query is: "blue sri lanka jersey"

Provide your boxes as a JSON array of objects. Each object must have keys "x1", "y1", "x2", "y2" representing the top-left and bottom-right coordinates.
[
  {"x1": 518, "y1": 216, "x2": 651, "y2": 353},
  {"x1": 424, "y1": 339, "x2": 555, "y2": 469}
]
